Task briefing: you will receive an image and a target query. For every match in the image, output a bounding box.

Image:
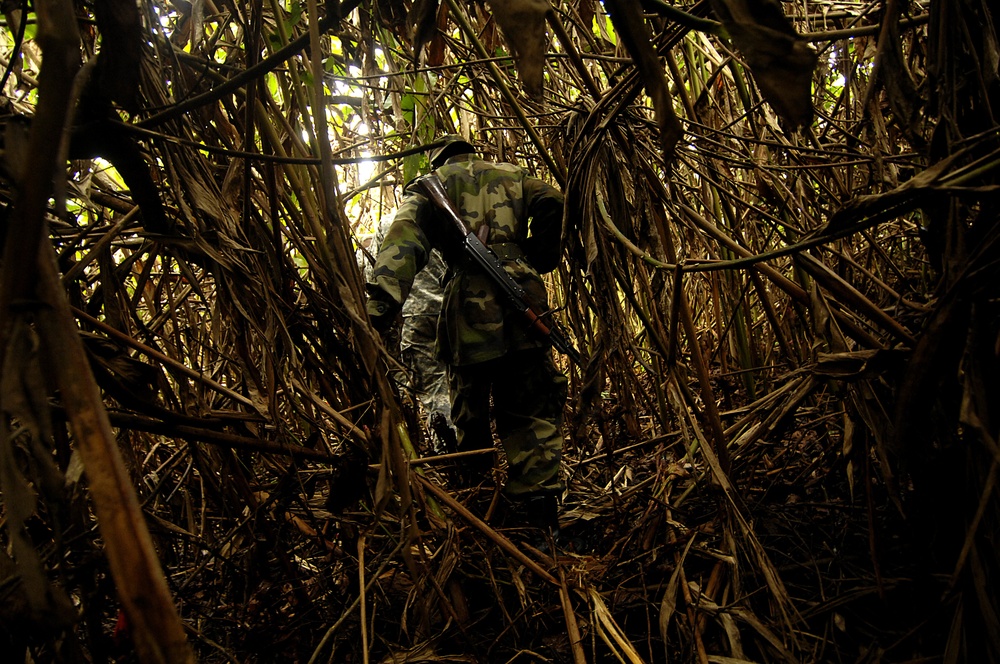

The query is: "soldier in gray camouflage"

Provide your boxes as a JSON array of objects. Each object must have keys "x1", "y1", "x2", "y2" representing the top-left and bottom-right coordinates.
[
  {"x1": 370, "y1": 216, "x2": 457, "y2": 453},
  {"x1": 366, "y1": 135, "x2": 567, "y2": 526}
]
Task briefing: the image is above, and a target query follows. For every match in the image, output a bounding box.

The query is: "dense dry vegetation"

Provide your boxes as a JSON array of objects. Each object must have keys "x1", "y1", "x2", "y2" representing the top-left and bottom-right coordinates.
[{"x1": 1, "y1": 0, "x2": 998, "y2": 662}]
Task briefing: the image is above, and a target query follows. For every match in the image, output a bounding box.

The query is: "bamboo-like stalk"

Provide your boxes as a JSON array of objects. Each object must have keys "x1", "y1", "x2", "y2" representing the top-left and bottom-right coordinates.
[
  {"x1": 358, "y1": 532, "x2": 369, "y2": 664},
  {"x1": 559, "y1": 566, "x2": 588, "y2": 664},
  {"x1": 0, "y1": 2, "x2": 193, "y2": 662},
  {"x1": 415, "y1": 475, "x2": 559, "y2": 587},
  {"x1": 442, "y1": 0, "x2": 565, "y2": 185},
  {"x1": 39, "y1": 239, "x2": 194, "y2": 663},
  {"x1": 1, "y1": 0, "x2": 991, "y2": 660}
]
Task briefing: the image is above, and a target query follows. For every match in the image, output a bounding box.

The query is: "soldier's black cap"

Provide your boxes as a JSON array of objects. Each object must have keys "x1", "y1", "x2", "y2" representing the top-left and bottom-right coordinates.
[{"x1": 429, "y1": 134, "x2": 476, "y2": 168}]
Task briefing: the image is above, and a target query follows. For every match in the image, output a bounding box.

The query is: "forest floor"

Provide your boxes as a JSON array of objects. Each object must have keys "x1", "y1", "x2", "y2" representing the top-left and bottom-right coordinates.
[
  {"x1": 2, "y1": 388, "x2": 963, "y2": 663},
  {"x1": 270, "y1": 394, "x2": 953, "y2": 664}
]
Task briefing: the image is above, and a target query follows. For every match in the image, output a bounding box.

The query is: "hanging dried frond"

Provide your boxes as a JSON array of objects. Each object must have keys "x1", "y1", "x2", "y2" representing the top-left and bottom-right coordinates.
[{"x1": 1, "y1": 0, "x2": 998, "y2": 661}]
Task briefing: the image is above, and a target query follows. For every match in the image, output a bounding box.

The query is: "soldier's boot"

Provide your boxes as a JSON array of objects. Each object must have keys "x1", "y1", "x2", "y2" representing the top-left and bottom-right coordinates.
[
  {"x1": 450, "y1": 448, "x2": 494, "y2": 490},
  {"x1": 507, "y1": 492, "x2": 559, "y2": 533},
  {"x1": 524, "y1": 493, "x2": 559, "y2": 532},
  {"x1": 429, "y1": 413, "x2": 458, "y2": 454}
]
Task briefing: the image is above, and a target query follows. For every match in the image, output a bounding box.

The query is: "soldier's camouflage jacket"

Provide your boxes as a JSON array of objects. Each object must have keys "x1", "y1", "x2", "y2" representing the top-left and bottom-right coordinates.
[{"x1": 367, "y1": 155, "x2": 565, "y2": 366}]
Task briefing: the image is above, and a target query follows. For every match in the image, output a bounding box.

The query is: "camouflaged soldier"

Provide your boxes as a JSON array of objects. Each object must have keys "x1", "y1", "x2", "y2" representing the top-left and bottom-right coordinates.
[
  {"x1": 371, "y1": 215, "x2": 457, "y2": 453},
  {"x1": 366, "y1": 135, "x2": 567, "y2": 529}
]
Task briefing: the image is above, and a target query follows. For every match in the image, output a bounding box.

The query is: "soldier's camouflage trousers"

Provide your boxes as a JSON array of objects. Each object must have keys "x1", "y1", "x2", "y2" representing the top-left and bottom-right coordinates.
[
  {"x1": 448, "y1": 348, "x2": 568, "y2": 496},
  {"x1": 400, "y1": 314, "x2": 456, "y2": 453}
]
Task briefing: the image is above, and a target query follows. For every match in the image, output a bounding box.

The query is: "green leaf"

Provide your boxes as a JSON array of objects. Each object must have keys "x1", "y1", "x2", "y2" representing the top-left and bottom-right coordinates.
[
  {"x1": 401, "y1": 93, "x2": 415, "y2": 126},
  {"x1": 403, "y1": 154, "x2": 425, "y2": 185}
]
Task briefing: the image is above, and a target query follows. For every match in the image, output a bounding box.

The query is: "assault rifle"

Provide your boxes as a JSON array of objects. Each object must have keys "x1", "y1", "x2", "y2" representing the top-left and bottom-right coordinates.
[{"x1": 415, "y1": 174, "x2": 581, "y2": 367}]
